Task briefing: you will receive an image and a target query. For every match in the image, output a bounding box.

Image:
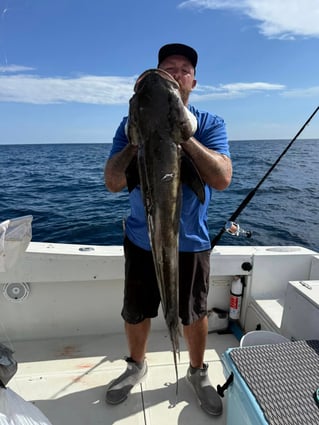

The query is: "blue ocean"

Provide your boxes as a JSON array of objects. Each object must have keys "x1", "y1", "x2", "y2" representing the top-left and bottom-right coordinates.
[{"x1": 1, "y1": 140, "x2": 318, "y2": 251}]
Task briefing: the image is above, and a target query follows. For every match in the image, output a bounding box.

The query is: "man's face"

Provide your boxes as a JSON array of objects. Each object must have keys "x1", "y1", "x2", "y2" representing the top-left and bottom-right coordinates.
[{"x1": 158, "y1": 55, "x2": 197, "y2": 105}]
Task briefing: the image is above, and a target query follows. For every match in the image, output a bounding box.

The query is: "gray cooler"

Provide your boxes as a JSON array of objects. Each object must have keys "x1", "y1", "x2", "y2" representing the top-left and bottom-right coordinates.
[{"x1": 221, "y1": 340, "x2": 319, "y2": 425}]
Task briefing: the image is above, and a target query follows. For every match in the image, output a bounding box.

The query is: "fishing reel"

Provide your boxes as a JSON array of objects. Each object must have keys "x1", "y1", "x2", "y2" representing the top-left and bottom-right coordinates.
[{"x1": 225, "y1": 221, "x2": 252, "y2": 238}]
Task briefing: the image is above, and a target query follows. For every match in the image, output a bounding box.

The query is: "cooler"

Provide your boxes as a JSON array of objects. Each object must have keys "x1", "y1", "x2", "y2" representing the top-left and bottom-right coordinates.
[
  {"x1": 281, "y1": 280, "x2": 319, "y2": 340},
  {"x1": 221, "y1": 340, "x2": 319, "y2": 425}
]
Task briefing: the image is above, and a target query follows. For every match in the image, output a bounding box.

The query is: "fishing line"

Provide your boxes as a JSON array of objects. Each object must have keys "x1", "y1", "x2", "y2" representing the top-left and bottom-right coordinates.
[{"x1": 210, "y1": 105, "x2": 319, "y2": 249}]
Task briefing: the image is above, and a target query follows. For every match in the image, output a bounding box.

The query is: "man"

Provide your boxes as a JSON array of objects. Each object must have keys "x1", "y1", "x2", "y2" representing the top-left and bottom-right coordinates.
[{"x1": 104, "y1": 43, "x2": 232, "y2": 416}]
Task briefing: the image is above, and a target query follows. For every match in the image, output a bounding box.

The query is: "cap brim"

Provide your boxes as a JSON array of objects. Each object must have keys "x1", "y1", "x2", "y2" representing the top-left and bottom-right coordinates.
[{"x1": 158, "y1": 43, "x2": 197, "y2": 68}]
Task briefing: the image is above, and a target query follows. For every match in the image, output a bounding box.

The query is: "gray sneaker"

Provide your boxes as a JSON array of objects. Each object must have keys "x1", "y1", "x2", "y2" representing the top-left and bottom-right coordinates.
[
  {"x1": 186, "y1": 363, "x2": 223, "y2": 416},
  {"x1": 105, "y1": 357, "x2": 148, "y2": 405}
]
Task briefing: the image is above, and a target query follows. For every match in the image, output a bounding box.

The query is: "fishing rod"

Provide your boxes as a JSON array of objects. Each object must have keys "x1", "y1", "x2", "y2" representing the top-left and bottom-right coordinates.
[{"x1": 211, "y1": 105, "x2": 319, "y2": 249}]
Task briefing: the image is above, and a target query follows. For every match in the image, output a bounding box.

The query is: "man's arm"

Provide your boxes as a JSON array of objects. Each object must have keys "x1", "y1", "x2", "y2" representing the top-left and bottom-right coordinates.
[
  {"x1": 181, "y1": 136, "x2": 232, "y2": 190},
  {"x1": 104, "y1": 144, "x2": 137, "y2": 193},
  {"x1": 105, "y1": 136, "x2": 232, "y2": 192}
]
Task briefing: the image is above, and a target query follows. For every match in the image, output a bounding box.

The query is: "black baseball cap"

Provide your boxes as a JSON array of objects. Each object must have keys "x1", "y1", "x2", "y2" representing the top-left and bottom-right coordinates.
[{"x1": 158, "y1": 43, "x2": 198, "y2": 69}]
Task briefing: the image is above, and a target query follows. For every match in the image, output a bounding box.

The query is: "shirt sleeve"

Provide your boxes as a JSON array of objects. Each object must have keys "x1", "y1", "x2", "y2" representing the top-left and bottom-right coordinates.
[
  {"x1": 108, "y1": 117, "x2": 129, "y2": 159},
  {"x1": 192, "y1": 107, "x2": 231, "y2": 158}
]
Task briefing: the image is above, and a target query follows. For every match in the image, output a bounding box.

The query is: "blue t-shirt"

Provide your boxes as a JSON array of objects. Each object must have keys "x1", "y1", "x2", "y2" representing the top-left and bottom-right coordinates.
[{"x1": 108, "y1": 104, "x2": 230, "y2": 252}]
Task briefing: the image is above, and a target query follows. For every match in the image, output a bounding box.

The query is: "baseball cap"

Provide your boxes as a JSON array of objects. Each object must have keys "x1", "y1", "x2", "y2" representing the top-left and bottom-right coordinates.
[{"x1": 158, "y1": 43, "x2": 198, "y2": 69}]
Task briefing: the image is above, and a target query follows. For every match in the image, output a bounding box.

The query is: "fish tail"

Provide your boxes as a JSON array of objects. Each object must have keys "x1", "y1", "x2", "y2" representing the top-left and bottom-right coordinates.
[{"x1": 170, "y1": 326, "x2": 180, "y2": 398}]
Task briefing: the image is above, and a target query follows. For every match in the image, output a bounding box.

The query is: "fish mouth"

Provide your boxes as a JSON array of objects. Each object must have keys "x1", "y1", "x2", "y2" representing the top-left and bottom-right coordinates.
[{"x1": 133, "y1": 68, "x2": 180, "y2": 93}]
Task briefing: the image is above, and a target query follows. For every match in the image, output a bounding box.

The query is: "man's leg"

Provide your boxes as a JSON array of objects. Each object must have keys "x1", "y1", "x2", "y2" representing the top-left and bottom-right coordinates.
[
  {"x1": 125, "y1": 318, "x2": 151, "y2": 362},
  {"x1": 106, "y1": 236, "x2": 156, "y2": 405},
  {"x1": 184, "y1": 315, "x2": 222, "y2": 416},
  {"x1": 183, "y1": 315, "x2": 208, "y2": 368},
  {"x1": 105, "y1": 319, "x2": 149, "y2": 405},
  {"x1": 179, "y1": 250, "x2": 223, "y2": 416}
]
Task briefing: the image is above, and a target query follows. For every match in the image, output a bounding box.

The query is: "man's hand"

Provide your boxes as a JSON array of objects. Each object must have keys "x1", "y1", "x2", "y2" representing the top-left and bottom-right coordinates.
[{"x1": 180, "y1": 107, "x2": 197, "y2": 142}]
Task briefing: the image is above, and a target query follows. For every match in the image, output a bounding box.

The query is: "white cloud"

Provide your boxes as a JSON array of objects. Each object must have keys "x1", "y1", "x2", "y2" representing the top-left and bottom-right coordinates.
[
  {"x1": 0, "y1": 74, "x2": 136, "y2": 104},
  {"x1": 281, "y1": 86, "x2": 319, "y2": 98},
  {"x1": 1, "y1": 72, "x2": 316, "y2": 105},
  {"x1": 178, "y1": 0, "x2": 319, "y2": 39},
  {"x1": 191, "y1": 81, "x2": 285, "y2": 101},
  {"x1": 221, "y1": 82, "x2": 285, "y2": 91},
  {"x1": 0, "y1": 64, "x2": 35, "y2": 73}
]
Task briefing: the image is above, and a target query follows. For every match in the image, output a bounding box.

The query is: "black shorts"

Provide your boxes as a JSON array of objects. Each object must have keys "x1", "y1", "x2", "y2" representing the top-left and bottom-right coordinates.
[{"x1": 121, "y1": 236, "x2": 211, "y2": 326}]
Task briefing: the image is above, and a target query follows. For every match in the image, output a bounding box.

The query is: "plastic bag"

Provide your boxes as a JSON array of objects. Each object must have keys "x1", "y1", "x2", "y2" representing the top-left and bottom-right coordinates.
[
  {"x1": 0, "y1": 388, "x2": 53, "y2": 425},
  {"x1": 0, "y1": 216, "x2": 33, "y2": 272},
  {"x1": 0, "y1": 344, "x2": 17, "y2": 387}
]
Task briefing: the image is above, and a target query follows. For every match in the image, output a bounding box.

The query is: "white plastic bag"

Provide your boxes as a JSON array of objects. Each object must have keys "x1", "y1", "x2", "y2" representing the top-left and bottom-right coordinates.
[
  {"x1": 0, "y1": 388, "x2": 52, "y2": 425},
  {"x1": 0, "y1": 216, "x2": 33, "y2": 272}
]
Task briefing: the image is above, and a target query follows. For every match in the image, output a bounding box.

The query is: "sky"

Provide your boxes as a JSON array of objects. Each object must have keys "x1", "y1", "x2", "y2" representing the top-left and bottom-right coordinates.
[{"x1": 0, "y1": 0, "x2": 318, "y2": 144}]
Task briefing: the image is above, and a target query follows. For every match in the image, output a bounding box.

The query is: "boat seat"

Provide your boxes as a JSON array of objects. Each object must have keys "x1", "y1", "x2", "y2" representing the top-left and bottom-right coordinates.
[
  {"x1": 244, "y1": 297, "x2": 285, "y2": 333},
  {"x1": 253, "y1": 298, "x2": 285, "y2": 329}
]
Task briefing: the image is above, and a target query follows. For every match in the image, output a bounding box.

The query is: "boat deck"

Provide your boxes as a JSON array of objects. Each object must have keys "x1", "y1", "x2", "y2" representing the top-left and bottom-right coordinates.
[{"x1": 8, "y1": 330, "x2": 238, "y2": 425}]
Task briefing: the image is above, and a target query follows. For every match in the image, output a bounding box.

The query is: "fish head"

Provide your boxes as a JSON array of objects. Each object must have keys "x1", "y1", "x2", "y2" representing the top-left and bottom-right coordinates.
[
  {"x1": 128, "y1": 69, "x2": 196, "y2": 146},
  {"x1": 134, "y1": 68, "x2": 180, "y2": 93}
]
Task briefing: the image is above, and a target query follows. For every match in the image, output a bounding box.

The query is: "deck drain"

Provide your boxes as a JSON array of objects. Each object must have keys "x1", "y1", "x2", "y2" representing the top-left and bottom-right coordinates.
[{"x1": 2, "y1": 282, "x2": 30, "y2": 302}]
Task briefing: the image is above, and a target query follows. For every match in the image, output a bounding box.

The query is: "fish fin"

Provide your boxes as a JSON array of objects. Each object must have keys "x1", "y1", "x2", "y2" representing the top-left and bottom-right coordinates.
[
  {"x1": 125, "y1": 155, "x2": 140, "y2": 192},
  {"x1": 125, "y1": 152, "x2": 205, "y2": 202},
  {"x1": 181, "y1": 152, "x2": 205, "y2": 203}
]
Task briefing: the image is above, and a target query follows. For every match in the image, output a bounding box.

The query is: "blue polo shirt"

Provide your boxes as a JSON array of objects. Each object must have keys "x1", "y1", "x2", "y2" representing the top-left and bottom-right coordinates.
[{"x1": 108, "y1": 105, "x2": 230, "y2": 252}]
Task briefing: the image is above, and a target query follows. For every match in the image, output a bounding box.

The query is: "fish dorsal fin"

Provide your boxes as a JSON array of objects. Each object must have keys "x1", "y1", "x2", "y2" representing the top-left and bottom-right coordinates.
[{"x1": 125, "y1": 155, "x2": 139, "y2": 193}]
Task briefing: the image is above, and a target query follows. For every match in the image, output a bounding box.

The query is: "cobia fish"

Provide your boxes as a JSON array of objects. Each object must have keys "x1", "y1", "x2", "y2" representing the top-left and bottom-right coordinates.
[{"x1": 126, "y1": 68, "x2": 204, "y2": 394}]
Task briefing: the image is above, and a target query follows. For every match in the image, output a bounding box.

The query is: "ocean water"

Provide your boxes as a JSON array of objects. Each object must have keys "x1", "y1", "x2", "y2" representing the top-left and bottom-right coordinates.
[{"x1": 1, "y1": 140, "x2": 318, "y2": 251}]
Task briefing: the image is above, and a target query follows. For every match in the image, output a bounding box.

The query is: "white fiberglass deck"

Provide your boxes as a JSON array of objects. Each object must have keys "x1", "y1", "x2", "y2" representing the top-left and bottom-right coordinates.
[{"x1": 8, "y1": 330, "x2": 238, "y2": 425}]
